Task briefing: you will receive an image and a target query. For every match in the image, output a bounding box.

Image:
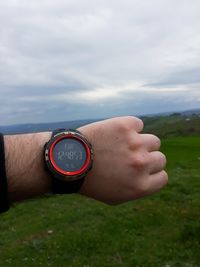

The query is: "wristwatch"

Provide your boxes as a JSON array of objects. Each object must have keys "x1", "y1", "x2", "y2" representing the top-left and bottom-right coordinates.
[{"x1": 44, "y1": 129, "x2": 94, "y2": 194}]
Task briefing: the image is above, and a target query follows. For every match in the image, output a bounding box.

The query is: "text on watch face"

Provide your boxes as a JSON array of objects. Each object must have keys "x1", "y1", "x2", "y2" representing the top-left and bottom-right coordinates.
[{"x1": 52, "y1": 138, "x2": 87, "y2": 172}]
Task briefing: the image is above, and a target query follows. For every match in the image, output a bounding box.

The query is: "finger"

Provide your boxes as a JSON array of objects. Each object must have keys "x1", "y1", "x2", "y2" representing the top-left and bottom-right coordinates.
[
  {"x1": 106, "y1": 116, "x2": 144, "y2": 133},
  {"x1": 133, "y1": 117, "x2": 144, "y2": 133},
  {"x1": 147, "y1": 170, "x2": 168, "y2": 194},
  {"x1": 125, "y1": 116, "x2": 144, "y2": 133},
  {"x1": 140, "y1": 134, "x2": 161, "y2": 152},
  {"x1": 148, "y1": 151, "x2": 167, "y2": 174}
]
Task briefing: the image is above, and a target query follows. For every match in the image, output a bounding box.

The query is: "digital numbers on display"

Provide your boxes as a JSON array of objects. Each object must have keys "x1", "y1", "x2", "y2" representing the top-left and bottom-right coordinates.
[
  {"x1": 52, "y1": 138, "x2": 87, "y2": 172},
  {"x1": 57, "y1": 150, "x2": 83, "y2": 161}
]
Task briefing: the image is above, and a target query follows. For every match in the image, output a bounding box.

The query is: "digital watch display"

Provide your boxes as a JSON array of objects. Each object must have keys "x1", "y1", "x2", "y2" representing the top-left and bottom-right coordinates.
[
  {"x1": 44, "y1": 129, "x2": 93, "y2": 193},
  {"x1": 52, "y1": 138, "x2": 87, "y2": 173}
]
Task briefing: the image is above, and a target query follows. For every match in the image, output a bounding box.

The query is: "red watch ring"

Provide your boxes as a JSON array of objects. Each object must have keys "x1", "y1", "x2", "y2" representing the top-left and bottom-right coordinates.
[{"x1": 49, "y1": 134, "x2": 92, "y2": 177}]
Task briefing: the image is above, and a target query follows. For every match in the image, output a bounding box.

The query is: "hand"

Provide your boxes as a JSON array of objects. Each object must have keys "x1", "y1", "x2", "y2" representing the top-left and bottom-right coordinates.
[{"x1": 78, "y1": 116, "x2": 168, "y2": 205}]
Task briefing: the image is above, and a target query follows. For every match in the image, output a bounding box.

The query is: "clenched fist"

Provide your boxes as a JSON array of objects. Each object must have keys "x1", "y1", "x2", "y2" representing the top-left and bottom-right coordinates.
[{"x1": 78, "y1": 116, "x2": 168, "y2": 205}]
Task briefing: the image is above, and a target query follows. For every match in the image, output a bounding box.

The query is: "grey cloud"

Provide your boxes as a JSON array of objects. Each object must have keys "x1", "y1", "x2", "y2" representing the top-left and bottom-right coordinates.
[
  {"x1": 0, "y1": 0, "x2": 200, "y2": 125},
  {"x1": 146, "y1": 67, "x2": 200, "y2": 88}
]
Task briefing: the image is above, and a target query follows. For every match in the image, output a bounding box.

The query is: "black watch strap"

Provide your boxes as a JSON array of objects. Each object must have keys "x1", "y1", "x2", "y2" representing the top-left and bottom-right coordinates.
[
  {"x1": 51, "y1": 129, "x2": 85, "y2": 194},
  {"x1": 0, "y1": 133, "x2": 10, "y2": 213},
  {"x1": 52, "y1": 178, "x2": 85, "y2": 194}
]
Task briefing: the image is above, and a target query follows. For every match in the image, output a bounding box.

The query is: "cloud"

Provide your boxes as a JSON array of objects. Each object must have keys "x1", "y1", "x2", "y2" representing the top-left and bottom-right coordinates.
[{"x1": 0, "y1": 0, "x2": 200, "y2": 125}]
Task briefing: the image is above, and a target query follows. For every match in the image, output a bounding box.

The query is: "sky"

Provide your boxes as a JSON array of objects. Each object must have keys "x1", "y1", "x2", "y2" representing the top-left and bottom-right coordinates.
[{"x1": 0, "y1": 0, "x2": 200, "y2": 125}]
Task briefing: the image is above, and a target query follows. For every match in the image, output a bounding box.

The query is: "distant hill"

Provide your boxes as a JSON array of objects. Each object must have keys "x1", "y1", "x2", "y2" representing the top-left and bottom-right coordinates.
[
  {"x1": 144, "y1": 108, "x2": 200, "y2": 117},
  {"x1": 142, "y1": 112, "x2": 200, "y2": 138},
  {"x1": 0, "y1": 109, "x2": 200, "y2": 138}
]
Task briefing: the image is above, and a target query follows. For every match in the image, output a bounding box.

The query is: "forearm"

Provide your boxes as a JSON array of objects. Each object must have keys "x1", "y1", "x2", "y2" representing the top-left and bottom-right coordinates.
[{"x1": 4, "y1": 132, "x2": 52, "y2": 203}]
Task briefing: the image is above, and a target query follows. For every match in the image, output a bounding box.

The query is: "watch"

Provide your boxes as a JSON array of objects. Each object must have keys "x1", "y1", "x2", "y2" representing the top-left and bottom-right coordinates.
[{"x1": 44, "y1": 129, "x2": 94, "y2": 194}]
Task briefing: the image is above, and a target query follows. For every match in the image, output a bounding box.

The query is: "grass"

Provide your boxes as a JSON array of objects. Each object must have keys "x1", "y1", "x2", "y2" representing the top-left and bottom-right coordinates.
[{"x1": 0, "y1": 136, "x2": 200, "y2": 267}]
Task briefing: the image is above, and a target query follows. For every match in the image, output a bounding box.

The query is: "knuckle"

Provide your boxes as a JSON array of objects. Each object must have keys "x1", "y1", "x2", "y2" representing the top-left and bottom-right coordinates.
[
  {"x1": 117, "y1": 118, "x2": 131, "y2": 132},
  {"x1": 124, "y1": 116, "x2": 137, "y2": 124},
  {"x1": 118, "y1": 116, "x2": 143, "y2": 132},
  {"x1": 131, "y1": 154, "x2": 148, "y2": 169},
  {"x1": 126, "y1": 133, "x2": 138, "y2": 148}
]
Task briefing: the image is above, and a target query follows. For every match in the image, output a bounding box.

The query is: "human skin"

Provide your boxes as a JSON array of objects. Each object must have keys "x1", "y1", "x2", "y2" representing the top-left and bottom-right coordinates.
[
  {"x1": 4, "y1": 116, "x2": 168, "y2": 205},
  {"x1": 78, "y1": 116, "x2": 168, "y2": 204}
]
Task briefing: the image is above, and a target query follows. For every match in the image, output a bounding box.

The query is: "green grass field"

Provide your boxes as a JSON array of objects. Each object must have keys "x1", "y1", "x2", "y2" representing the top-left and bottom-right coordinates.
[{"x1": 0, "y1": 136, "x2": 200, "y2": 267}]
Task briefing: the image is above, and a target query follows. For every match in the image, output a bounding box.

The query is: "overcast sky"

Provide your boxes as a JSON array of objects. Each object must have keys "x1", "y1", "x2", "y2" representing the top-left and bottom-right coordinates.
[{"x1": 0, "y1": 0, "x2": 200, "y2": 125}]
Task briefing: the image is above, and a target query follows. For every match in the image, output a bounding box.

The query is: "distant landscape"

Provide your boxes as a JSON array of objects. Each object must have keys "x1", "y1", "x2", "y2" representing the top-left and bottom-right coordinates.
[{"x1": 1, "y1": 108, "x2": 200, "y2": 137}]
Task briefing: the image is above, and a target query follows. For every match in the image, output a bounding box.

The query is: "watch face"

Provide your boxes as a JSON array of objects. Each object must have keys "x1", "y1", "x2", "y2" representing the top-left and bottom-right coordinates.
[
  {"x1": 51, "y1": 137, "x2": 87, "y2": 173},
  {"x1": 45, "y1": 130, "x2": 93, "y2": 181}
]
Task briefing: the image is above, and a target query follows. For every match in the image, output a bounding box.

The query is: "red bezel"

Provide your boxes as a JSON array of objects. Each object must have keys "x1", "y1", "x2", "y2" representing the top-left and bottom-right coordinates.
[{"x1": 49, "y1": 134, "x2": 91, "y2": 177}]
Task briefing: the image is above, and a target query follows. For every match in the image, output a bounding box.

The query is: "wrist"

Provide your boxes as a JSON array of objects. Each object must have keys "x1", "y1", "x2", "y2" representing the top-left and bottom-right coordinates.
[{"x1": 44, "y1": 129, "x2": 93, "y2": 194}]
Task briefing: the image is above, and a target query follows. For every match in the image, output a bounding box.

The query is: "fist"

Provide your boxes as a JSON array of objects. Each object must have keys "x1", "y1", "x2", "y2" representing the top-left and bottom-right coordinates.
[{"x1": 78, "y1": 116, "x2": 168, "y2": 205}]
